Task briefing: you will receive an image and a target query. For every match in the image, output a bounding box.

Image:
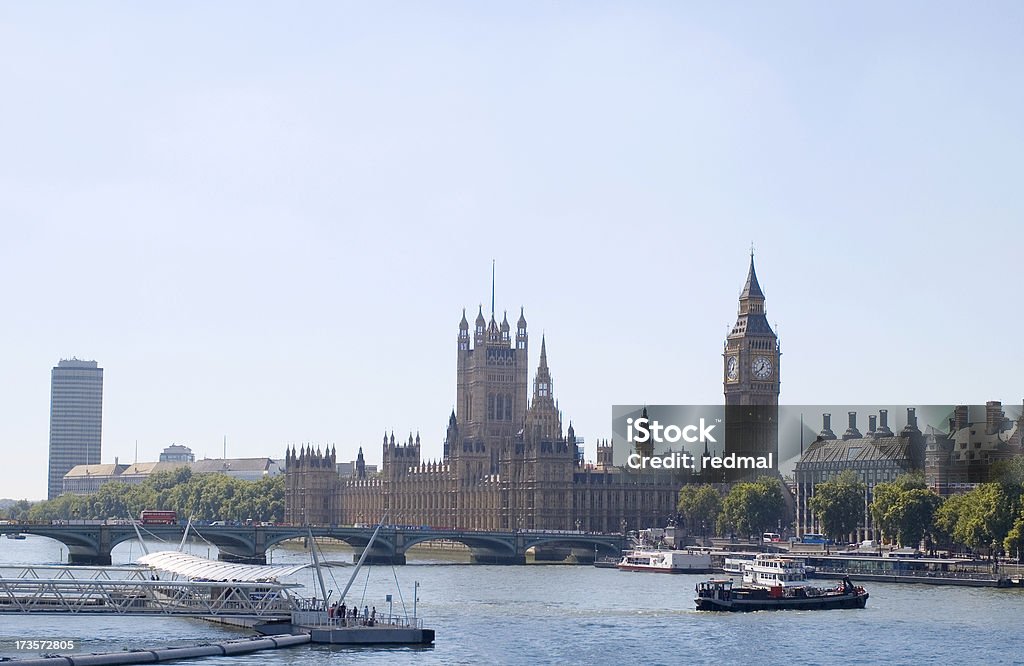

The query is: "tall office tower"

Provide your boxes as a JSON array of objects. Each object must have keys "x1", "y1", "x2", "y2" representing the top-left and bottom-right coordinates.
[{"x1": 47, "y1": 359, "x2": 104, "y2": 499}]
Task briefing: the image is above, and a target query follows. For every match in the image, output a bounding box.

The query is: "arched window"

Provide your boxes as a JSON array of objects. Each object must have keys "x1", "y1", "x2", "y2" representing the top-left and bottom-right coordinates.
[
  {"x1": 487, "y1": 394, "x2": 495, "y2": 420},
  {"x1": 496, "y1": 394, "x2": 504, "y2": 421},
  {"x1": 504, "y1": 394, "x2": 513, "y2": 421}
]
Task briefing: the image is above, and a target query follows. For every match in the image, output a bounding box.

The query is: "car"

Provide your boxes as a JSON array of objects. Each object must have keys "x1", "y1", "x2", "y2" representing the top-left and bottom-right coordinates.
[{"x1": 210, "y1": 521, "x2": 226, "y2": 526}]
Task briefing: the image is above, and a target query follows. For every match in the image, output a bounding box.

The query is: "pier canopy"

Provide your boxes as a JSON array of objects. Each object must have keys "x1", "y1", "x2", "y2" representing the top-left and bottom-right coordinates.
[{"x1": 137, "y1": 551, "x2": 307, "y2": 582}]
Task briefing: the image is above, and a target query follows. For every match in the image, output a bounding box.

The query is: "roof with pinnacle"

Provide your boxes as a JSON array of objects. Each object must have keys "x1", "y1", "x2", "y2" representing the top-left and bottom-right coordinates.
[{"x1": 740, "y1": 256, "x2": 765, "y2": 300}]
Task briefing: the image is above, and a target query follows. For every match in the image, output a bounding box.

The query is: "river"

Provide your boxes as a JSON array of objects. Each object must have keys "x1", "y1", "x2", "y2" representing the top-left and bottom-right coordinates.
[{"x1": 0, "y1": 535, "x2": 1021, "y2": 665}]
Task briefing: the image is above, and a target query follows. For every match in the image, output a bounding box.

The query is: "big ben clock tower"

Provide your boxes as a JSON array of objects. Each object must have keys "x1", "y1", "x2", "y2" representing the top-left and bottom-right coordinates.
[{"x1": 722, "y1": 252, "x2": 780, "y2": 480}]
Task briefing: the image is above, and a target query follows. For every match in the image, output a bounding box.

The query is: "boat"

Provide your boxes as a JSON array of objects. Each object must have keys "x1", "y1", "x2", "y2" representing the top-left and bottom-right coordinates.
[
  {"x1": 593, "y1": 555, "x2": 621, "y2": 569},
  {"x1": 5, "y1": 533, "x2": 26, "y2": 540},
  {"x1": 694, "y1": 553, "x2": 868, "y2": 611},
  {"x1": 741, "y1": 553, "x2": 812, "y2": 589},
  {"x1": 617, "y1": 548, "x2": 713, "y2": 574}
]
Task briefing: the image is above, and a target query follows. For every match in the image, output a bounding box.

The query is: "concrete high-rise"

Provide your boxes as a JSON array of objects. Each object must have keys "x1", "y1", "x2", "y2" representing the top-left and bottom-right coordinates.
[{"x1": 47, "y1": 359, "x2": 103, "y2": 499}]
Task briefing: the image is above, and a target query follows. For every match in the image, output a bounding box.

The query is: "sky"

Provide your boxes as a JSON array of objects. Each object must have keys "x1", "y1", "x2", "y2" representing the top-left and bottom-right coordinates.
[{"x1": 1, "y1": 2, "x2": 1022, "y2": 500}]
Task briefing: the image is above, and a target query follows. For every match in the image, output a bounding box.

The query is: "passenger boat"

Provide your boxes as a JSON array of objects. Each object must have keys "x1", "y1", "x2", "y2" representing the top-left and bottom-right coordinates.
[
  {"x1": 617, "y1": 548, "x2": 713, "y2": 574},
  {"x1": 695, "y1": 554, "x2": 868, "y2": 611},
  {"x1": 5, "y1": 533, "x2": 26, "y2": 540}
]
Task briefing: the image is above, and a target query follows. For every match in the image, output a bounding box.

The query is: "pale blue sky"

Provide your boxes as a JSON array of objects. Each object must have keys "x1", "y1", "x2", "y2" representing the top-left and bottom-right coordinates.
[{"x1": 2, "y1": 2, "x2": 1022, "y2": 499}]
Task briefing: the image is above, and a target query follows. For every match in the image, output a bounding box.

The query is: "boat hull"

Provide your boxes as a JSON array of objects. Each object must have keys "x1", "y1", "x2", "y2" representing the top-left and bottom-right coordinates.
[
  {"x1": 618, "y1": 565, "x2": 715, "y2": 574},
  {"x1": 695, "y1": 590, "x2": 868, "y2": 612}
]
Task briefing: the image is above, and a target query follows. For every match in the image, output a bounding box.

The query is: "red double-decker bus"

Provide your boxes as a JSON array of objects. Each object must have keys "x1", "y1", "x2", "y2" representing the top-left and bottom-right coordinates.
[{"x1": 139, "y1": 510, "x2": 177, "y2": 525}]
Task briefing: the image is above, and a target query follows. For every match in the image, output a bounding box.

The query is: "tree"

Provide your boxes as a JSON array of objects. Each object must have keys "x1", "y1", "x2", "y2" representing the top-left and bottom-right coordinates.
[
  {"x1": 1004, "y1": 514, "x2": 1024, "y2": 562},
  {"x1": 888, "y1": 488, "x2": 942, "y2": 549},
  {"x1": 717, "y1": 476, "x2": 785, "y2": 538},
  {"x1": 872, "y1": 469, "x2": 929, "y2": 540},
  {"x1": 677, "y1": 485, "x2": 721, "y2": 539},
  {"x1": 20, "y1": 472, "x2": 286, "y2": 524},
  {"x1": 808, "y1": 470, "x2": 864, "y2": 543},
  {"x1": 933, "y1": 483, "x2": 1018, "y2": 557}
]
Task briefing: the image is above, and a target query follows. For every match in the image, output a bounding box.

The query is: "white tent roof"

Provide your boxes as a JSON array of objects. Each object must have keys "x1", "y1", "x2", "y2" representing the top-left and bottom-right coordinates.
[{"x1": 137, "y1": 551, "x2": 307, "y2": 583}]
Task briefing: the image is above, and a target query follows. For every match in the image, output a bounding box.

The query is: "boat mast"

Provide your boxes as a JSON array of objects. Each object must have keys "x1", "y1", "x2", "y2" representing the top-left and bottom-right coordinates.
[
  {"x1": 307, "y1": 527, "x2": 329, "y2": 606},
  {"x1": 338, "y1": 515, "x2": 387, "y2": 604}
]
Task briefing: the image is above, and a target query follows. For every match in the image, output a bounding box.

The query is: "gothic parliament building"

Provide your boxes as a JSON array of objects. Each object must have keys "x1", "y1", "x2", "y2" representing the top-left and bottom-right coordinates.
[{"x1": 284, "y1": 258, "x2": 781, "y2": 531}]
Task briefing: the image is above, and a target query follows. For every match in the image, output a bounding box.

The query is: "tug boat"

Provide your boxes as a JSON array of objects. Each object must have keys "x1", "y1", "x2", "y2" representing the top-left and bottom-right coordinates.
[
  {"x1": 695, "y1": 553, "x2": 868, "y2": 611},
  {"x1": 617, "y1": 548, "x2": 713, "y2": 574}
]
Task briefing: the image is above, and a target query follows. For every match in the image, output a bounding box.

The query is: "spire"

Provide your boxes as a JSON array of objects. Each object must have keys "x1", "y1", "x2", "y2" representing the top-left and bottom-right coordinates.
[
  {"x1": 491, "y1": 259, "x2": 495, "y2": 318},
  {"x1": 740, "y1": 252, "x2": 765, "y2": 300},
  {"x1": 539, "y1": 334, "x2": 548, "y2": 370},
  {"x1": 517, "y1": 306, "x2": 527, "y2": 328},
  {"x1": 459, "y1": 308, "x2": 469, "y2": 329},
  {"x1": 500, "y1": 310, "x2": 510, "y2": 331},
  {"x1": 475, "y1": 305, "x2": 486, "y2": 325}
]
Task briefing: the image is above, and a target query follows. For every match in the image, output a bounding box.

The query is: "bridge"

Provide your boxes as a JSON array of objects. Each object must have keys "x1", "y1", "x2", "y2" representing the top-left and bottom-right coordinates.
[{"x1": 0, "y1": 524, "x2": 626, "y2": 566}]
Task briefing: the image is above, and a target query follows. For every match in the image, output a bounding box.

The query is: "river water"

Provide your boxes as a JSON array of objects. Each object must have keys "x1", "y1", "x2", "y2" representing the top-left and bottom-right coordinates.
[{"x1": 1, "y1": 535, "x2": 1022, "y2": 665}]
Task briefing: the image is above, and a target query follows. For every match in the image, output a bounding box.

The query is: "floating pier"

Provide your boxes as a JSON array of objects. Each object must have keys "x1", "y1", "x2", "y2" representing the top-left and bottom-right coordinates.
[{"x1": 8, "y1": 634, "x2": 311, "y2": 666}]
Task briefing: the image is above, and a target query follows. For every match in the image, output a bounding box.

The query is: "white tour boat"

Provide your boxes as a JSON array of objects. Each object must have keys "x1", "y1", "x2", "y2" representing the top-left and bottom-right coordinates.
[{"x1": 617, "y1": 548, "x2": 713, "y2": 574}]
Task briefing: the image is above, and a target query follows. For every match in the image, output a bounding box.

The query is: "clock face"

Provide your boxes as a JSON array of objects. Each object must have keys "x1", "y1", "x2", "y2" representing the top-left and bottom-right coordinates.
[
  {"x1": 726, "y1": 356, "x2": 739, "y2": 381},
  {"x1": 752, "y1": 356, "x2": 773, "y2": 379}
]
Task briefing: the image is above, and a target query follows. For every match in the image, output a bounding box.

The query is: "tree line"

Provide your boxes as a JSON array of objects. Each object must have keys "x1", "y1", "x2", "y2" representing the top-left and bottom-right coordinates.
[
  {"x1": 2, "y1": 469, "x2": 285, "y2": 524},
  {"x1": 677, "y1": 459, "x2": 1024, "y2": 559}
]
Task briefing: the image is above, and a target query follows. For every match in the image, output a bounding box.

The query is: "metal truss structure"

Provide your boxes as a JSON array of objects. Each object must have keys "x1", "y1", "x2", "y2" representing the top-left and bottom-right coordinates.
[{"x1": 0, "y1": 564, "x2": 300, "y2": 617}]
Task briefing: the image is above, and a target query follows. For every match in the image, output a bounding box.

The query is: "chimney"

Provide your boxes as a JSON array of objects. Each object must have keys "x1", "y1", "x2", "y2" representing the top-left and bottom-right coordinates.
[
  {"x1": 953, "y1": 405, "x2": 969, "y2": 432},
  {"x1": 819, "y1": 413, "x2": 837, "y2": 440},
  {"x1": 902, "y1": 407, "x2": 919, "y2": 434},
  {"x1": 986, "y1": 401, "x2": 1004, "y2": 435},
  {"x1": 867, "y1": 415, "x2": 877, "y2": 437},
  {"x1": 877, "y1": 409, "x2": 894, "y2": 436},
  {"x1": 843, "y1": 411, "x2": 862, "y2": 440}
]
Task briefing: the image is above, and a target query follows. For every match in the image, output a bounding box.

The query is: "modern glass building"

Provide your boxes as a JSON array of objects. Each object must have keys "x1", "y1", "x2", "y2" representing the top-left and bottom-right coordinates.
[{"x1": 47, "y1": 359, "x2": 103, "y2": 499}]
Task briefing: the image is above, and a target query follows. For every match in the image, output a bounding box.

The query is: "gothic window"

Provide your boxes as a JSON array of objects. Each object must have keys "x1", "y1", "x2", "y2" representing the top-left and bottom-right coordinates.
[
  {"x1": 496, "y1": 394, "x2": 504, "y2": 421},
  {"x1": 488, "y1": 394, "x2": 495, "y2": 420},
  {"x1": 504, "y1": 394, "x2": 513, "y2": 421}
]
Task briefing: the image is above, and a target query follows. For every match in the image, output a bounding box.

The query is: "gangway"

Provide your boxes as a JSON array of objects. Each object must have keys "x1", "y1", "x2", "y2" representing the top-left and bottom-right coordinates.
[{"x1": 0, "y1": 562, "x2": 306, "y2": 618}]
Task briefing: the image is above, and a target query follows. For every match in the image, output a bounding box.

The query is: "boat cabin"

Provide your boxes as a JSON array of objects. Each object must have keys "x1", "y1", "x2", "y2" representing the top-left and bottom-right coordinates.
[{"x1": 696, "y1": 580, "x2": 733, "y2": 602}]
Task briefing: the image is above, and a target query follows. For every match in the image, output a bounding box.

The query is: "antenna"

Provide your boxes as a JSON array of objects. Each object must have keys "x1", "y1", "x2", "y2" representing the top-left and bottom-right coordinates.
[{"x1": 223, "y1": 435, "x2": 226, "y2": 459}]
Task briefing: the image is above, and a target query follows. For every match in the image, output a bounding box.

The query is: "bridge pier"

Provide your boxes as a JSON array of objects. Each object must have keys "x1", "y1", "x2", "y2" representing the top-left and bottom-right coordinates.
[
  {"x1": 470, "y1": 551, "x2": 526, "y2": 565},
  {"x1": 531, "y1": 546, "x2": 574, "y2": 562},
  {"x1": 351, "y1": 545, "x2": 405, "y2": 566},
  {"x1": 67, "y1": 550, "x2": 111, "y2": 566},
  {"x1": 218, "y1": 551, "x2": 267, "y2": 565}
]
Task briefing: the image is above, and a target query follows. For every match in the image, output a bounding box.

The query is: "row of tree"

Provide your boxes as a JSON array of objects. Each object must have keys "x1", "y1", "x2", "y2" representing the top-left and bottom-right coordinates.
[
  {"x1": 677, "y1": 476, "x2": 786, "y2": 540},
  {"x1": 2, "y1": 469, "x2": 285, "y2": 524},
  {"x1": 679, "y1": 460, "x2": 1024, "y2": 558}
]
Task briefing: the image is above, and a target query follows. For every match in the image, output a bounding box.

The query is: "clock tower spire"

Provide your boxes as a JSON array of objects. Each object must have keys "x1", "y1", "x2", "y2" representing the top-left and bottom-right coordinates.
[{"x1": 722, "y1": 252, "x2": 780, "y2": 480}]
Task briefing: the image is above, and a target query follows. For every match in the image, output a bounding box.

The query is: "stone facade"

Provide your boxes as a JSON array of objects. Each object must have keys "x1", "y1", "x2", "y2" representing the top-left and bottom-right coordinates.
[
  {"x1": 925, "y1": 401, "x2": 1022, "y2": 496},
  {"x1": 284, "y1": 330, "x2": 685, "y2": 531},
  {"x1": 285, "y1": 260, "x2": 775, "y2": 532}
]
